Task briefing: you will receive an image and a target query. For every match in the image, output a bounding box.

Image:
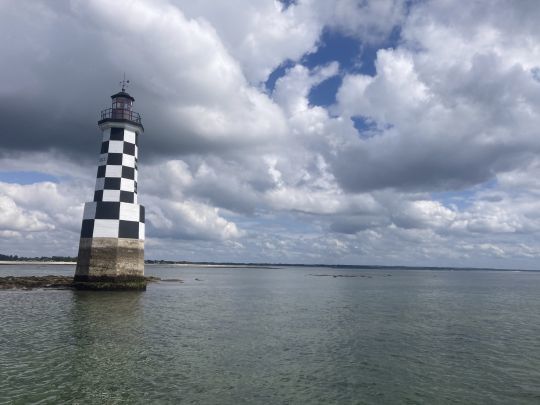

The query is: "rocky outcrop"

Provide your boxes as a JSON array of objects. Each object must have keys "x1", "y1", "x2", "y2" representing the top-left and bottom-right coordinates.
[{"x1": 0, "y1": 275, "x2": 163, "y2": 290}]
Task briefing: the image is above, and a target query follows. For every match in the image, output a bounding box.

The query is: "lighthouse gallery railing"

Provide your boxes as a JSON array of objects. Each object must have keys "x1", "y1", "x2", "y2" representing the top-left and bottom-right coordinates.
[{"x1": 100, "y1": 108, "x2": 142, "y2": 124}]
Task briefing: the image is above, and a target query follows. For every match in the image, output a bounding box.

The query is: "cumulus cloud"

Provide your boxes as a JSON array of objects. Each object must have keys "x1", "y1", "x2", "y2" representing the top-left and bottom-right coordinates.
[
  {"x1": 171, "y1": 0, "x2": 322, "y2": 83},
  {"x1": 0, "y1": 195, "x2": 53, "y2": 232},
  {"x1": 332, "y1": 3, "x2": 540, "y2": 192},
  {"x1": 146, "y1": 199, "x2": 242, "y2": 241},
  {"x1": 2, "y1": 0, "x2": 540, "y2": 268},
  {"x1": 0, "y1": 0, "x2": 288, "y2": 159},
  {"x1": 313, "y1": 0, "x2": 406, "y2": 44},
  {"x1": 0, "y1": 181, "x2": 84, "y2": 256},
  {"x1": 391, "y1": 200, "x2": 456, "y2": 230}
]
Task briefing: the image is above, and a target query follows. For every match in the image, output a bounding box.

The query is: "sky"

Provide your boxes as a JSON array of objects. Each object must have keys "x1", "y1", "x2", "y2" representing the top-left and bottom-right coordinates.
[{"x1": 1, "y1": 0, "x2": 540, "y2": 269}]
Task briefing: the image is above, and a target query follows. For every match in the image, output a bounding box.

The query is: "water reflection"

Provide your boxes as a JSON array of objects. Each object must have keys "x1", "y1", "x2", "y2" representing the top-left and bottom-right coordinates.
[{"x1": 67, "y1": 291, "x2": 145, "y2": 403}]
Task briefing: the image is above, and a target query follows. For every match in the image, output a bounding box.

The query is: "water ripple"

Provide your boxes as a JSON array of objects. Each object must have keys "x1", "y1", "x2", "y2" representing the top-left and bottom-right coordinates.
[{"x1": 1, "y1": 266, "x2": 540, "y2": 403}]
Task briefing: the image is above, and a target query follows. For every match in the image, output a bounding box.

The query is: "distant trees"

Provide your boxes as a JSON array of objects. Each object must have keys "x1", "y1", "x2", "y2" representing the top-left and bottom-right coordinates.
[{"x1": 0, "y1": 253, "x2": 76, "y2": 262}]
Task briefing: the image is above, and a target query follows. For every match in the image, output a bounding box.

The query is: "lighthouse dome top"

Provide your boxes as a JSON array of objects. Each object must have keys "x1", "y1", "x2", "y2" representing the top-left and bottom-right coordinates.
[{"x1": 111, "y1": 90, "x2": 135, "y2": 102}]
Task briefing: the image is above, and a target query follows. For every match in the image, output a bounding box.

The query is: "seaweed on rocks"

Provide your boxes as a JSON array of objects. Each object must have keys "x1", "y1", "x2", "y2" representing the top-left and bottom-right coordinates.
[{"x1": 0, "y1": 275, "x2": 164, "y2": 290}]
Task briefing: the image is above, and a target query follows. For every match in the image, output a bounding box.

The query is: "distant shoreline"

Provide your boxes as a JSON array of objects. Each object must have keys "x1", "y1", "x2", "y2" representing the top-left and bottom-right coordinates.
[
  {"x1": 0, "y1": 261, "x2": 276, "y2": 269},
  {"x1": 0, "y1": 260, "x2": 538, "y2": 272}
]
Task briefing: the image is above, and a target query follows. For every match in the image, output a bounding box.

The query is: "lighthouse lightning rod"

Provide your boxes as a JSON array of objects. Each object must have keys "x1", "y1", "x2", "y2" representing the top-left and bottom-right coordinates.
[{"x1": 120, "y1": 73, "x2": 130, "y2": 92}]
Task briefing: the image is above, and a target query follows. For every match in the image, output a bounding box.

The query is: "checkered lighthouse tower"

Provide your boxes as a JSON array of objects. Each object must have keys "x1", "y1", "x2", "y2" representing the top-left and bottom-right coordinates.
[{"x1": 75, "y1": 85, "x2": 145, "y2": 283}]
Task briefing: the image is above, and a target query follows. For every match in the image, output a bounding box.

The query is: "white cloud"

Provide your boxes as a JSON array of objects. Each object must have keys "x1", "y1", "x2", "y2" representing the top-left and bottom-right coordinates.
[
  {"x1": 73, "y1": 0, "x2": 289, "y2": 150},
  {"x1": 0, "y1": 195, "x2": 53, "y2": 232},
  {"x1": 3, "y1": 0, "x2": 540, "y2": 268},
  {"x1": 170, "y1": 0, "x2": 322, "y2": 83},
  {"x1": 146, "y1": 198, "x2": 242, "y2": 241},
  {"x1": 313, "y1": 0, "x2": 406, "y2": 44},
  {"x1": 332, "y1": 2, "x2": 540, "y2": 192},
  {"x1": 337, "y1": 49, "x2": 431, "y2": 124},
  {"x1": 391, "y1": 200, "x2": 456, "y2": 230},
  {"x1": 273, "y1": 62, "x2": 339, "y2": 114},
  {"x1": 168, "y1": 0, "x2": 407, "y2": 84}
]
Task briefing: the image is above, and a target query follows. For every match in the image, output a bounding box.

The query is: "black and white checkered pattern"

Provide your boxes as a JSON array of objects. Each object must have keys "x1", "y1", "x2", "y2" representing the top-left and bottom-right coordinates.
[
  {"x1": 81, "y1": 201, "x2": 145, "y2": 239},
  {"x1": 81, "y1": 126, "x2": 145, "y2": 240},
  {"x1": 94, "y1": 127, "x2": 139, "y2": 203}
]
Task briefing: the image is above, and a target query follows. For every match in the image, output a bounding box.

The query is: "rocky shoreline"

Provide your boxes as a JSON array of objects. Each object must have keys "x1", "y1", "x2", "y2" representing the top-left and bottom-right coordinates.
[{"x1": 0, "y1": 275, "x2": 165, "y2": 291}]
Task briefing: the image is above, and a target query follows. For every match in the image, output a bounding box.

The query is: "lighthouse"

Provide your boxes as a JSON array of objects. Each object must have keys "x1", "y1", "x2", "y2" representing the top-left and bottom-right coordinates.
[{"x1": 74, "y1": 82, "x2": 145, "y2": 288}]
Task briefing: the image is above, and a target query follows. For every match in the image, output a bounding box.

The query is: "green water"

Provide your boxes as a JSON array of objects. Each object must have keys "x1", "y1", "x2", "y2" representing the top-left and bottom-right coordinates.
[{"x1": 1, "y1": 265, "x2": 540, "y2": 404}]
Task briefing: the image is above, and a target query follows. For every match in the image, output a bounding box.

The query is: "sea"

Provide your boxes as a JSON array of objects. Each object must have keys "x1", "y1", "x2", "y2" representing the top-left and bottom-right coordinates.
[{"x1": 1, "y1": 264, "x2": 539, "y2": 404}]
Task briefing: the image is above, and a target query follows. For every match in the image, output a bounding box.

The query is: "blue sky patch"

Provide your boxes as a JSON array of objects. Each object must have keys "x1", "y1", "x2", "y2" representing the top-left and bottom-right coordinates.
[
  {"x1": 308, "y1": 76, "x2": 342, "y2": 107},
  {"x1": 0, "y1": 171, "x2": 59, "y2": 185},
  {"x1": 358, "y1": 27, "x2": 402, "y2": 76},
  {"x1": 351, "y1": 116, "x2": 376, "y2": 133},
  {"x1": 303, "y1": 29, "x2": 361, "y2": 72},
  {"x1": 267, "y1": 25, "x2": 402, "y2": 106},
  {"x1": 532, "y1": 67, "x2": 540, "y2": 82},
  {"x1": 265, "y1": 60, "x2": 295, "y2": 92},
  {"x1": 351, "y1": 116, "x2": 394, "y2": 138},
  {"x1": 431, "y1": 179, "x2": 498, "y2": 210},
  {"x1": 278, "y1": 0, "x2": 296, "y2": 9},
  {"x1": 304, "y1": 26, "x2": 402, "y2": 77}
]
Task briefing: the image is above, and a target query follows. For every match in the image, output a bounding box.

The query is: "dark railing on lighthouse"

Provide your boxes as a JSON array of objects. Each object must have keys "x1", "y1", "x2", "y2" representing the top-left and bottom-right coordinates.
[
  {"x1": 98, "y1": 88, "x2": 144, "y2": 129},
  {"x1": 100, "y1": 107, "x2": 142, "y2": 124}
]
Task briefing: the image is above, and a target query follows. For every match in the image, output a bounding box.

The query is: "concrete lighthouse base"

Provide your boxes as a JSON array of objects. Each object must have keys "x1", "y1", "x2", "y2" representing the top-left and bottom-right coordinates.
[{"x1": 74, "y1": 237, "x2": 146, "y2": 290}]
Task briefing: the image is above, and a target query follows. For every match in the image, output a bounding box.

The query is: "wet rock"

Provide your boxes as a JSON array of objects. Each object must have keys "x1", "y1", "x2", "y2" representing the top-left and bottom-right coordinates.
[
  {"x1": 0, "y1": 275, "x2": 166, "y2": 290},
  {"x1": 0, "y1": 276, "x2": 74, "y2": 290}
]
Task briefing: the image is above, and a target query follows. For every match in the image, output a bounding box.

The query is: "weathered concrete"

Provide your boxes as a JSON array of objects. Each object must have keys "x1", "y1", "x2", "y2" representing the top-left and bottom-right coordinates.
[{"x1": 75, "y1": 237, "x2": 144, "y2": 282}]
